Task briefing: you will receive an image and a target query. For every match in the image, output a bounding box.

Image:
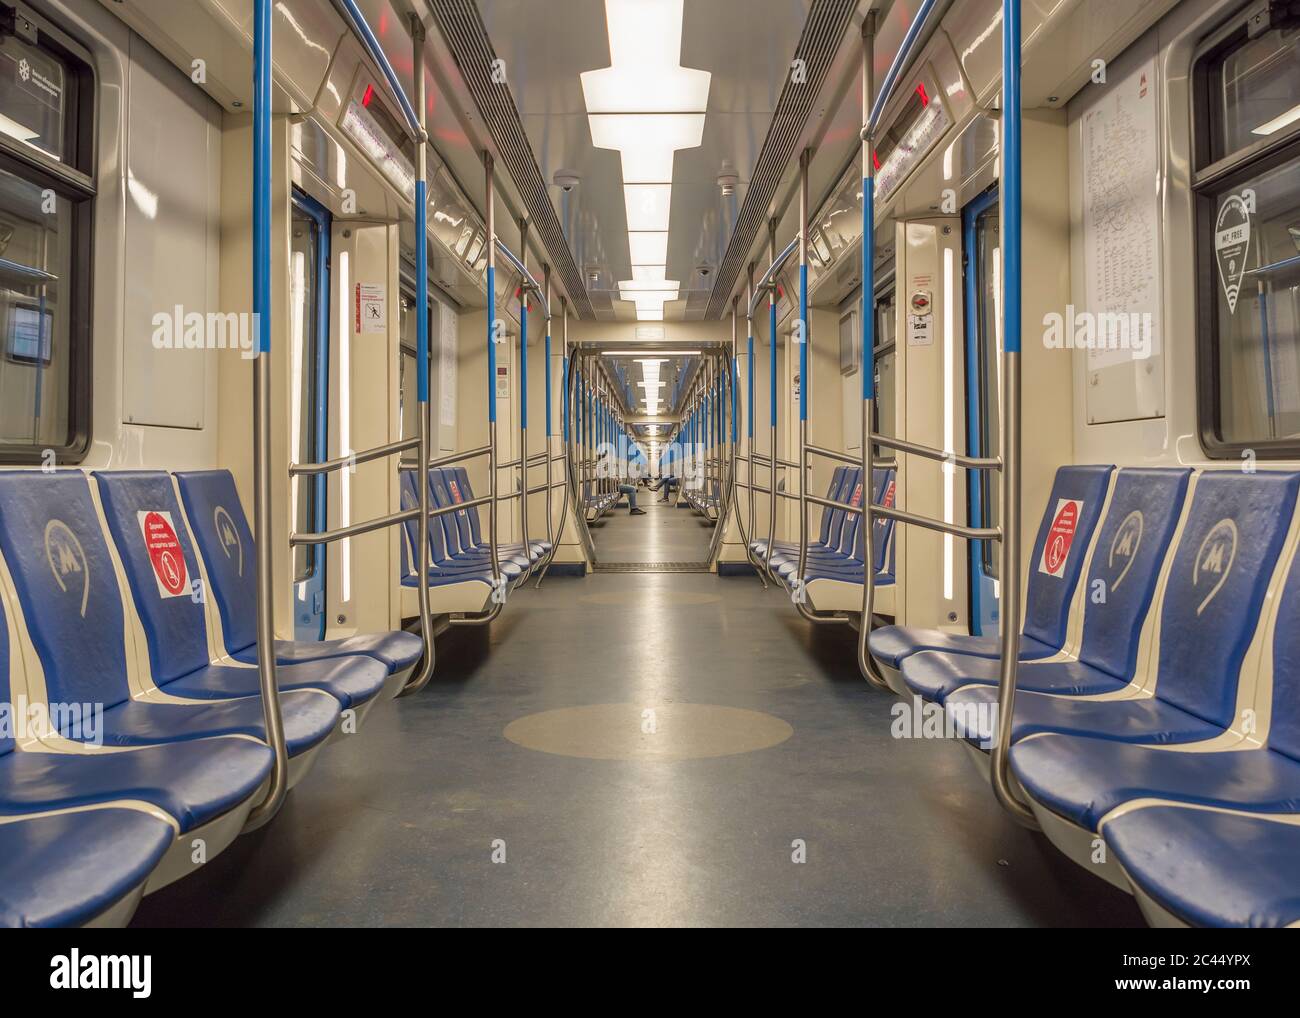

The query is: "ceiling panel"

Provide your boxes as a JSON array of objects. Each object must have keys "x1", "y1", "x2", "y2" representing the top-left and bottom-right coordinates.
[{"x1": 476, "y1": 0, "x2": 813, "y2": 320}]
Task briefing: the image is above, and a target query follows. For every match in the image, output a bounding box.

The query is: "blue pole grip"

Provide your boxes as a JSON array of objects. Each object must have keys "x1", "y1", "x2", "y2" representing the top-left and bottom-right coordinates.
[
  {"x1": 731, "y1": 356, "x2": 738, "y2": 443},
  {"x1": 487, "y1": 266, "x2": 497, "y2": 423},
  {"x1": 415, "y1": 181, "x2": 429, "y2": 403},
  {"x1": 769, "y1": 300, "x2": 777, "y2": 428},
  {"x1": 519, "y1": 295, "x2": 528, "y2": 429},
  {"x1": 1003, "y1": 0, "x2": 1022, "y2": 355},
  {"x1": 799, "y1": 262, "x2": 808, "y2": 422},
  {"x1": 545, "y1": 329, "x2": 553, "y2": 436},
  {"x1": 253, "y1": 0, "x2": 271, "y2": 355},
  {"x1": 862, "y1": 183, "x2": 874, "y2": 400},
  {"x1": 746, "y1": 337, "x2": 754, "y2": 439},
  {"x1": 562, "y1": 356, "x2": 569, "y2": 441}
]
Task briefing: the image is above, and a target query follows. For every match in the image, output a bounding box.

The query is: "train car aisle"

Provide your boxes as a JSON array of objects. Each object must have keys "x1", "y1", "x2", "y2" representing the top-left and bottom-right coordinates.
[
  {"x1": 588, "y1": 491, "x2": 714, "y2": 565},
  {"x1": 131, "y1": 563, "x2": 1140, "y2": 928}
]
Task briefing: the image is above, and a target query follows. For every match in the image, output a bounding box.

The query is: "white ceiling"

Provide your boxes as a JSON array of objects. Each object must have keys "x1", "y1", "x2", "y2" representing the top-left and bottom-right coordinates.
[{"x1": 476, "y1": 0, "x2": 813, "y2": 320}]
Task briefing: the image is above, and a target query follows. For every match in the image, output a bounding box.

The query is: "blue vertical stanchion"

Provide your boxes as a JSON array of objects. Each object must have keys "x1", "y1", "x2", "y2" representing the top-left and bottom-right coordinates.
[
  {"x1": 487, "y1": 267, "x2": 497, "y2": 423},
  {"x1": 799, "y1": 263, "x2": 808, "y2": 422},
  {"x1": 520, "y1": 292, "x2": 528, "y2": 429}
]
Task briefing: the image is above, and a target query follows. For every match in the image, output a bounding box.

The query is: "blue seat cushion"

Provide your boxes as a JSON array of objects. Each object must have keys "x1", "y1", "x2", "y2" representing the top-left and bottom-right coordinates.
[
  {"x1": 1011, "y1": 735, "x2": 1300, "y2": 830},
  {"x1": 901, "y1": 653, "x2": 1126, "y2": 703},
  {"x1": 90, "y1": 689, "x2": 340, "y2": 757},
  {"x1": 0, "y1": 809, "x2": 172, "y2": 927},
  {"x1": 167, "y1": 656, "x2": 388, "y2": 710},
  {"x1": 1104, "y1": 807, "x2": 1300, "y2": 928},
  {"x1": 0, "y1": 737, "x2": 271, "y2": 831},
  {"x1": 869, "y1": 626, "x2": 1057, "y2": 670},
  {"x1": 228, "y1": 632, "x2": 421, "y2": 675},
  {"x1": 944, "y1": 684, "x2": 1220, "y2": 748}
]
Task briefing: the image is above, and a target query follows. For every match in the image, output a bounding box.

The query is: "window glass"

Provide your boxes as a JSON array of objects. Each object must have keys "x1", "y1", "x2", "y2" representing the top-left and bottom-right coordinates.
[
  {"x1": 0, "y1": 165, "x2": 71, "y2": 447},
  {"x1": 1209, "y1": 161, "x2": 1300, "y2": 445},
  {"x1": 1210, "y1": 25, "x2": 1300, "y2": 164},
  {"x1": 290, "y1": 204, "x2": 320, "y2": 584},
  {"x1": 0, "y1": 33, "x2": 67, "y2": 162},
  {"x1": 975, "y1": 204, "x2": 1001, "y2": 577}
]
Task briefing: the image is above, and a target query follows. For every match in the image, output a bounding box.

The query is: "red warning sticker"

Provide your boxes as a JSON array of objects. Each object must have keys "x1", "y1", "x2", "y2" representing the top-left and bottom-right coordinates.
[
  {"x1": 849, "y1": 482, "x2": 863, "y2": 508},
  {"x1": 881, "y1": 480, "x2": 896, "y2": 509},
  {"x1": 1038, "y1": 499, "x2": 1082, "y2": 578},
  {"x1": 137, "y1": 510, "x2": 189, "y2": 598},
  {"x1": 448, "y1": 480, "x2": 462, "y2": 503}
]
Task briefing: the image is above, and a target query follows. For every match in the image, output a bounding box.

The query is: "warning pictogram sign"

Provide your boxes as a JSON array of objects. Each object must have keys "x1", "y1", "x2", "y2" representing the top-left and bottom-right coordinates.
[
  {"x1": 1038, "y1": 499, "x2": 1082, "y2": 578},
  {"x1": 138, "y1": 510, "x2": 189, "y2": 598}
]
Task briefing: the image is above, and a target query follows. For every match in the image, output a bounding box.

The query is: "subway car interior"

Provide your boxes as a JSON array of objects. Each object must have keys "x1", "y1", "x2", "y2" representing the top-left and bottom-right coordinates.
[{"x1": 1, "y1": 0, "x2": 1300, "y2": 939}]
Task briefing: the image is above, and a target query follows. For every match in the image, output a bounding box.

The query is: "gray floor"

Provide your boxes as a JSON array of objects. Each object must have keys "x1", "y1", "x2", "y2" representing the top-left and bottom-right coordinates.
[
  {"x1": 132, "y1": 506, "x2": 1144, "y2": 927},
  {"x1": 588, "y1": 487, "x2": 714, "y2": 563}
]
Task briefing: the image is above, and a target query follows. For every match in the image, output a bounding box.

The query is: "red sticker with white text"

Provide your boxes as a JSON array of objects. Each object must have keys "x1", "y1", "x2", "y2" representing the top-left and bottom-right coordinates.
[
  {"x1": 881, "y1": 480, "x2": 896, "y2": 509},
  {"x1": 138, "y1": 510, "x2": 189, "y2": 598},
  {"x1": 1038, "y1": 499, "x2": 1082, "y2": 577},
  {"x1": 849, "y1": 482, "x2": 863, "y2": 508}
]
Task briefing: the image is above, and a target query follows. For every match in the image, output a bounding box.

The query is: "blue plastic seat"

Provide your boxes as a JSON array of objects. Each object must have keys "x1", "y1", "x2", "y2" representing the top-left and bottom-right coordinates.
[
  {"x1": 0, "y1": 471, "x2": 338, "y2": 757},
  {"x1": 0, "y1": 809, "x2": 172, "y2": 928},
  {"x1": 397, "y1": 469, "x2": 519, "y2": 587},
  {"x1": 901, "y1": 468, "x2": 1191, "y2": 702},
  {"x1": 175, "y1": 470, "x2": 422, "y2": 676},
  {"x1": 1102, "y1": 808, "x2": 1300, "y2": 928},
  {"x1": 950, "y1": 471, "x2": 1300, "y2": 751},
  {"x1": 94, "y1": 471, "x2": 387, "y2": 711},
  {"x1": 869, "y1": 465, "x2": 1115, "y2": 671},
  {"x1": 1009, "y1": 471, "x2": 1300, "y2": 835},
  {"x1": 447, "y1": 467, "x2": 550, "y2": 562}
]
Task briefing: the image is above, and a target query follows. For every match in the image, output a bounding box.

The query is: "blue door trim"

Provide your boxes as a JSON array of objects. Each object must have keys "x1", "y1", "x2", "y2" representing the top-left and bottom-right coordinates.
[
  {"x1": 292, "y1": 188, "x2": 331, "y2": 640},
  {"x1": 963, "y1": 186, "x2": 999, "y2": 636}
]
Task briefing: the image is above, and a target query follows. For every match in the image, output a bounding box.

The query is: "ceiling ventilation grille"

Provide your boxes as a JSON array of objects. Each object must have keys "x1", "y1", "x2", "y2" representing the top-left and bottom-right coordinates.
[
  {"x1": 705, "y1": 0, "x2": 859, "y2": 319},
  {"x1": 427, "y1": 1, "x2": 594, "y2": 319}
]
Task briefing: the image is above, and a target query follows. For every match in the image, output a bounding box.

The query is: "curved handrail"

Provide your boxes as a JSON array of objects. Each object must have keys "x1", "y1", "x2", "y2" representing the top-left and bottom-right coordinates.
[
  {"x1": 495, "y1": 238, "x2": 552, "y2": 320},
  {"x1": 332, "y1": 0, "x2": 422, "y2": 137},
  {"x1": 747, "y1": 237, "x2": 799, "y2": 318}
]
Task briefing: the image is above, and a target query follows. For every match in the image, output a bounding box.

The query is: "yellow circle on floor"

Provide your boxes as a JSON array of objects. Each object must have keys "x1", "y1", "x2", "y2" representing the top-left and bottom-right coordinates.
[{"x1": 503, "y1": 703, "x2": 793, "y2": 760}]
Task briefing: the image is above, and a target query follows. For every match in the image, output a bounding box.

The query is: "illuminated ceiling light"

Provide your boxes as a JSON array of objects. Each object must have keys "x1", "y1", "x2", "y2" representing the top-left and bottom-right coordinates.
[
  {"x1": 631, "y1": 265, "x2": 667, "y2": 282},
  {"x1": 628, "y1": 233, "x2": 669, "y2": 265},
  {"x1": 602, "y1": 349, "x2": 701, "y2": 356},
  {"x1": 1252, "y1": 103, "x2": 1300, "y2": 136},
  {"x1": 581, "y1": 0, "x2": 709, "y2": 323},
  {"x1": 624, "y1": 184, "x2": 672, "y2": 231}
]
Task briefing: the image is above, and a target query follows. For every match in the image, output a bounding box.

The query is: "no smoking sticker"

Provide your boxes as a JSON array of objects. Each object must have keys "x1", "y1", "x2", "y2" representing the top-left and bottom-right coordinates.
[
  {"x1": 137, "y1": 510, "x2": 189, "y2": 598},
  {"x1": 1038, "y1": 499, "x2": 1082, "y2": 578}
]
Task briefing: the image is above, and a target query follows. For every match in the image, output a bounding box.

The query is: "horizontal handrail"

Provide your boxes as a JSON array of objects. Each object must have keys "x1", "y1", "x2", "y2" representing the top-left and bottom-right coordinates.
[
  {"x1": 865, "y1": 0, "x2": 941, "y2": 137},
  {"x1": 872, "y1": 433, "x2": 1001, "y2": 471},
  {"x1": 806, "y1": 443, "x2": 863, "y2": 467},
  {"x1": 495, "y1": 239, "x2": 551, "y2": 318},
  {"x1": 290, "y1": 495, "x2": 491, "y2": 546},
  {"x1": 873, "y1": 504, "x2": 1000, "y2": 542},
  {"x1": 331, "y1": 0, "x2": 422, "y2": 138},
  {"x1": 397, "y1": 444, "x2": 494, "y2": 470},
  {"x1": 291, "y1": 437, "x2": 419, "y2": 476},
  {"x1": 748, "y1": 237, "x2": 799, "y2": 318}
]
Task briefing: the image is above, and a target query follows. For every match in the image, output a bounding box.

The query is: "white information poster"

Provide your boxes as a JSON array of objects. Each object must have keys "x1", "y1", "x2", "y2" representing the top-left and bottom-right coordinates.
[
  {"x1": 1081, "y1": 57, "x2": 1162, "y2": 374},
  {"x1": 439, "y1": 303, "x2": 458, "y2": 429},
  {"x1": 354, "y1": 283, "x2": 386, "y2": 334}
]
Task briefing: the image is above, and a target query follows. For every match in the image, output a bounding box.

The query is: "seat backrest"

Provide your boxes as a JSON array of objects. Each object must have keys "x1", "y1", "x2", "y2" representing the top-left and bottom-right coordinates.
[
  {"x1": 450, "y1": 467, "x2": 484, "y2": 547},
  {"x1": 1020, "y1": 465, "x2": 1114, "y2": 650},
  {"x1": 94, "y1": 471, "x2": 213, "y2": 686},
  {"x1": 1152, "y1": 470, "x2": 1299, "y2": 729},
  {"x1": 871, "y1": 469, "x2": 896, "y2": 571},
  {"x1": 1267, "y1": 544, "x2": 1300, "y2": 763},
  {"x1": 819, "y1": 467, "x2": 848, "y2": 548},
  {"x1": 399, "y1": 468, "x2": 455, "y2": 568},
  {"x1": 833, "y1": 468, "x2": 864, "y2": 558},
  {"x1": 0, "y1": 471, "x2": 136, "y2": 712},
  {"x1": 1074, "y1": 468, "x2": 1191, "y2": 680},
  {"x1": 175, "y1": 470, "x2": 258, "y2": 656},
  {"x1": 429, "y1": 469, "x2": 474, "y2": 555}
]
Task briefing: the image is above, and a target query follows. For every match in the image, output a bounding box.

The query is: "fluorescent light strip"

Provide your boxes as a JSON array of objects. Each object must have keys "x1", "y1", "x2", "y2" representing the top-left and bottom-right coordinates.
[
  {"x1": 338, "y1": 249, "x2": 352, "y2": 603},
  {"x1": 1252, "y1": 103, "x2": 1300, "y2": 136},
  {"x1": 942, "y1": 247, "x2": 954, "y2": 602}
]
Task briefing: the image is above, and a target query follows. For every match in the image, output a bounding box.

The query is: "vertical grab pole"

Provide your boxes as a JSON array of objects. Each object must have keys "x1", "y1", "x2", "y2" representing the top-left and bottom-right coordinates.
[
  {"x1": 795, "y1": 149, "x2": 812, "y2": 593},
  {"x1": 245, "y1": 0, "x2": 288, "y2": 830},
  {"x1": 517, "y1": 218, "x2": 531, "y2": 580},
  {"x1": 990, "y1": 0, "x2": 1034, "y2": 826},
  {"x1": 743, "y1": 265, "x2": 766, "y2": 585},
  {"x1": 856, "y1": 12, "x2": 891, "y2": 690},
  {"x1": 542, "y1": 266, "x2": 553, "y2": 548},
  {"x1": 763, "y1": 219, "x2": 779, "y2": 582},
  {"x1": 402, "y1": 13, "x2": 436, "y2": 695},
  {"x1": 484, "y1": 154, "x2": 503, "y2": 595}
]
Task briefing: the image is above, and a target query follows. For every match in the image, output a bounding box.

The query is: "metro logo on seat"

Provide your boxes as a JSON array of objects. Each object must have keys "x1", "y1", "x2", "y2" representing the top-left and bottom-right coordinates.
[
  {"x1": 44, "y1": 519, "x2": 90, "y2": 617},
  {"x1": 1038, "y1": 499, "x2": 1082, "y2": 578},
  {"x1": 1193, "y1": 518, "x2": 1238, "y2": 615},
  {"x1": 137, "y1": 510, "x2": 189, "y2": 598},
  {"x1": 213, "y1": 506, "x2": 243, "y2": 576}
]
